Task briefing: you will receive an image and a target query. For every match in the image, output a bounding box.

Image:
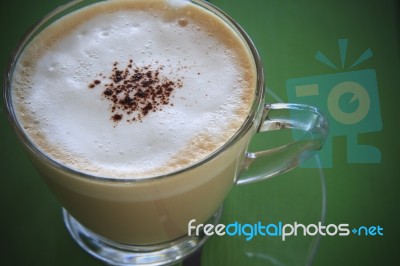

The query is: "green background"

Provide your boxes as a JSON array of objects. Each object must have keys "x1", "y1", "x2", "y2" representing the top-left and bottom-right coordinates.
[{"x1": 0, "y1": 0, "x2": 399, "y2": 265}]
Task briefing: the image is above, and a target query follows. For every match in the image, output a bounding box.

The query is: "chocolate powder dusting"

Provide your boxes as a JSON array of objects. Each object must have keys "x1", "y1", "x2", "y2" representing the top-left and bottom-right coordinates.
[{"x1": 89, "y1": 60, "x2": 183, "y2": 124}]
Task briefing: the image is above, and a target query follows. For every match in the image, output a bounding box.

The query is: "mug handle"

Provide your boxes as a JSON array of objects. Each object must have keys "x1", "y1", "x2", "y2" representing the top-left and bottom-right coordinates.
[{"x1": 237, "y1": 103, "x2": 329, "y2": 185}]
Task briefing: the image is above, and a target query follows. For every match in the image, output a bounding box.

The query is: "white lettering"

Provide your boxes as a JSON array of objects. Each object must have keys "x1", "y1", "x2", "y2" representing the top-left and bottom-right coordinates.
[
  {"x1": 188, "y1": 219, "x2": 197, "y2": 236},
  {"x1": 338, "y1": 224, "x2": 350, "y2": 236},
  {"x1": 215, "y1": 224, "x2": 226, "y2": 236},
  {"x1": 282, "y1": 224, "x2": 295, "y2": 241},
  {"x1": 203, "y1": 224, "x2": 214, "y2": 236}
]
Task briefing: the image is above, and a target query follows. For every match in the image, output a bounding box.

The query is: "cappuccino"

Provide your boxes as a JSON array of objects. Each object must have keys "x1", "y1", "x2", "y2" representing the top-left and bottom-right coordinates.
[
  {"x1": 12, "y1": 0, "x2": 256, "y2": 179},
  {"x1": 9, "y1": 0, "x2": 259, "y2": 245}
]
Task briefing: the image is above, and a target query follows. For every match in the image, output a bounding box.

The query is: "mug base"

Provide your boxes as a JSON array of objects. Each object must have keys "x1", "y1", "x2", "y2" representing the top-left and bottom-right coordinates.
[{"x1": 62, "y1": 207, "x2": 222, "y2": 266}]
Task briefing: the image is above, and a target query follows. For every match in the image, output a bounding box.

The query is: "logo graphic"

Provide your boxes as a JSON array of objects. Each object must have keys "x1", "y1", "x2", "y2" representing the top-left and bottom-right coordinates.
[
  {"x1": 286, "y1": 39, "x2": 382, "y2": 167},
  {"x1": 188, "y1": 219, "x2": 384, "y2": 241}
]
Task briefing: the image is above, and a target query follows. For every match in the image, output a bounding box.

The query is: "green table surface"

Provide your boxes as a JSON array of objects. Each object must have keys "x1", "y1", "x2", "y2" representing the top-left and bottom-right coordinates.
[{"x1": 1, "y1": 1, "x2": 399, "y2": 265}]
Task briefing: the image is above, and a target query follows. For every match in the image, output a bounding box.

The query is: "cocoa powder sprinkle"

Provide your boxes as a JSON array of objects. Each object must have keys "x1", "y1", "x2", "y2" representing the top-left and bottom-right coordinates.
[{"x1": 89, "y1": 59, "x2": 183, "y2": 124}]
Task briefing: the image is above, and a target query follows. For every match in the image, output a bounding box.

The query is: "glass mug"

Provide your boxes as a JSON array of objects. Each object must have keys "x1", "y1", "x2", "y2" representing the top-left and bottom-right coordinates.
[{"x1": 3, "y1": 0, "x2": 328, "y2": 265}]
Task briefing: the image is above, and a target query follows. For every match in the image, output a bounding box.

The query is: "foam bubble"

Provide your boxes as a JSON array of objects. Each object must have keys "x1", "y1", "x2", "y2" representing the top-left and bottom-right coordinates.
[{"x1": 166, "y1": 0, "x2": 189, "y2": 8}]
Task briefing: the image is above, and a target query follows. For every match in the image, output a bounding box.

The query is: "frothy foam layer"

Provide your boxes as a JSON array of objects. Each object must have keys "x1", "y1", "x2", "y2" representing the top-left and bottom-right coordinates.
[{"x1": 12, "y1": 0, "x2": 255, "y2": 178}]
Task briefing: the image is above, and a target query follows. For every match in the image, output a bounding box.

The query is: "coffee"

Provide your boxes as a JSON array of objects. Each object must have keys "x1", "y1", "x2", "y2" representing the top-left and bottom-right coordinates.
[
  {"x1": 12, "y1": 0, "x2": 256, "y2": 179},
  {"x1": 9, "y1": 0, "x2": 258, "y2": 245}
]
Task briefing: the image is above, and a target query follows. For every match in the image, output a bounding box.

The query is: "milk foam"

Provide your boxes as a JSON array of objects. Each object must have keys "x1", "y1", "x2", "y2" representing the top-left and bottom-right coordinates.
[{"x1": 12, "y1": 0, "x2": 255, "y2": 178}]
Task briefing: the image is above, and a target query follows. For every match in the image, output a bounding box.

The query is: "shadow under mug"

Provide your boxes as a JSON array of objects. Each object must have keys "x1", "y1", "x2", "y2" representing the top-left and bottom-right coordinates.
[{"x1": 3, "y1": 0, "x2": 329, "y2": 265}]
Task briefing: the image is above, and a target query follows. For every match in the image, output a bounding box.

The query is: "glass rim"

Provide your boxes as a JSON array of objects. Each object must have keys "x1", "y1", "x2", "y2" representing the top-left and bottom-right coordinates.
[{"x1": 3, "y1": 0, "x2": 265, "y2": 183}]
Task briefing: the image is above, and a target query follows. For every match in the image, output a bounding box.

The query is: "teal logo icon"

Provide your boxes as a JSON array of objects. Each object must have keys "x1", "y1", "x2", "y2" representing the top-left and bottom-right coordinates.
[{"x1": 286, "y1": 39, "x2": 382, "y2": 167}]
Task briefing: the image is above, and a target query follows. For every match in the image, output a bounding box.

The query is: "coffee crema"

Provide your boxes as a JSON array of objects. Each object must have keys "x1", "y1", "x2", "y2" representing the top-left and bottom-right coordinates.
[{"x1": 11, "y1": 0, "x2": 256, "y2": 179}]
